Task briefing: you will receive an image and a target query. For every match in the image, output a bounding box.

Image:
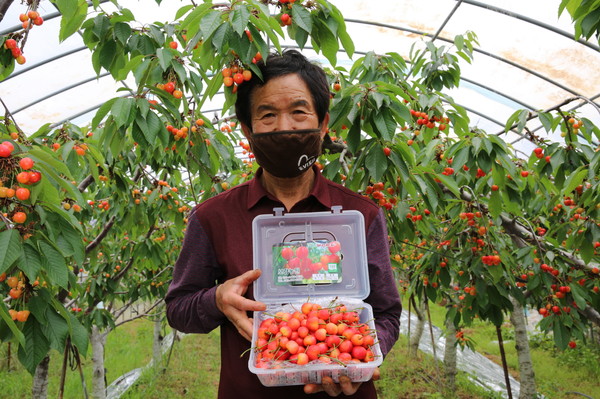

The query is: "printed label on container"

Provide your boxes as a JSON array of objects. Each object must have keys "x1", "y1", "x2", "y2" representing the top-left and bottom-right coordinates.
[{"x1": 272, "y1": 240, "x2": 342, "y2": 285}]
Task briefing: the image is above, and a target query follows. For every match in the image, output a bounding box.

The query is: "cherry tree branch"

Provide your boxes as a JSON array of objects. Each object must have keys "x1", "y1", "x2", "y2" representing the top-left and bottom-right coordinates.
[
  {"x1": 0, "y1": 0, "x2": 15, "y2": 24},
  {"x1": 113, "y1": 298, "x2": 164, "y2": 329},
  {"x1": 85, "y1": 215, "x2": 116, "y2": 254}
]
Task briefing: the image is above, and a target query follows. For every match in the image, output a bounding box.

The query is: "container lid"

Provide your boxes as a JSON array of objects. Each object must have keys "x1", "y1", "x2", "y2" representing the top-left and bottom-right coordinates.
[{"x1": 252, "y1": 206, "x2": 370, "y2": 302}]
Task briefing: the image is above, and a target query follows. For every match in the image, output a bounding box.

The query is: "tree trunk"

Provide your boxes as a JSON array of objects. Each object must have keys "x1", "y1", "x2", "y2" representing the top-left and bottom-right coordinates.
[
  {"x1": 443, "y1": 314, "x2": 458, "y2": 391},
  {"x1": 32, "y1": 355, "x2": 50, "y2": 399},
  {"x1": 509, "y1": 297, "x2": 537, "y2": 399},
  {"x1": 91, "y1": 325, "x2": 108, "y2": 399},
  {"x1": 409, "y1": 300, "x2": 427, "y2": 357},
  {"x1": 152, "y1": 312, "x2": 163, "y2": 371}
]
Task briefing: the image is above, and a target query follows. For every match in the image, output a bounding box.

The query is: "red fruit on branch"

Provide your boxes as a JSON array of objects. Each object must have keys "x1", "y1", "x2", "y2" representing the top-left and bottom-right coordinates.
[
  {"x1": 5, "y1": 39, "x2": 17, "y2": 49},
  {"x1": 28, "y1": 171, "x2": 41, "y2": 184},
  {"x1": 233, "y1": 73, "x2": 244, "y2": 85},
  {"x1": 281, "y1": 13, "x2": 292, "y2": 25},
  {"x1": 163, "y1": 82, "x2": 175, "y2": 93},
  {"x1": 19, "y1": 157, "x2": 34, "y2": 170},
  {"x1": 15, "y1": 187, "x2": 30, "y2": 201},
  {"x1": 0, "y1": 143, "x2": 12, "y2": 157}
]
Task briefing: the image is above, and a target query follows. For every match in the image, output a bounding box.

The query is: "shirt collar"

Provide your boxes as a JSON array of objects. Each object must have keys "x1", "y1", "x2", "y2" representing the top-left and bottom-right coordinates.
[{"x1": 246, "y1": 165, "x2": 332, "y2": 210}]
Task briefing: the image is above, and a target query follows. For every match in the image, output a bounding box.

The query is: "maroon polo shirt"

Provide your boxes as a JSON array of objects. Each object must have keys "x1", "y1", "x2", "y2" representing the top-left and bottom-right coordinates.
[{"x1": 165, "y1": 166, "x2": 401, "y2": 398}]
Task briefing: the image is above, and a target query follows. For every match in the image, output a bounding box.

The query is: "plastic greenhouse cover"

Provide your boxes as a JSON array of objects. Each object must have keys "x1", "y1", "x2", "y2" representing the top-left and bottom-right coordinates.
[{"x1": 1, "y1": 0, "x2": 599, "y2": 156}]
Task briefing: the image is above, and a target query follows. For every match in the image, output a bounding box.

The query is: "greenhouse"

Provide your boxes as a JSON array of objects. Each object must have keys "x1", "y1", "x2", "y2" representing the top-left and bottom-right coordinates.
[{"x1": 1, "y1": 0, "x2": 599, "y2": 398}]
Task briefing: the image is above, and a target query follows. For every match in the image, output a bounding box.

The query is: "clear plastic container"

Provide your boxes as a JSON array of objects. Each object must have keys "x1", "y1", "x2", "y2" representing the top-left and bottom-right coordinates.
[{"x1": 248, "y1": 206, "x2": 382, "y2": 387}]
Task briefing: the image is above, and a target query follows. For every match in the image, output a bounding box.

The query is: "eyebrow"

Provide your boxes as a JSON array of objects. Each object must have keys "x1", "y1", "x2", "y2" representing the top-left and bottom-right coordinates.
[{"x1": 255, "y1": 99, "x2": 311, "y2": 114}]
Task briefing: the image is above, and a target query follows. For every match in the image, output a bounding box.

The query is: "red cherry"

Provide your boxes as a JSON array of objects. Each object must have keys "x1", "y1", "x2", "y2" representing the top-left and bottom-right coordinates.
[
  {"x1": 383, "y1": 147, "x2": 391, "y2": 156},
  {"x1": 233, "y1": 73, "x2": 244, "y2": 85},
  {"x1": 163, "y1": 82, "x2": 175, "y2": 93},
  {"x1": 16, "y1": 171, "x2": 30, "y2": 184},
  {"x1": 15, "y1": 187, "x2": 30, "y2": 201},
  {"x1": 5, "y1": 39, "x2": 17, "y2": 49},
  {"x1": 28, "y1": 171, "x2": 42, "y2": 184},
  {"x1": 169, "y1": 41, "x2": 178, "y2": 49},
  {"x1": 19, "y1": 157, "x2": 34, "y2": 170},
  {"x1": 0, "y1": 143, "x2": 11, "y2": 157}
]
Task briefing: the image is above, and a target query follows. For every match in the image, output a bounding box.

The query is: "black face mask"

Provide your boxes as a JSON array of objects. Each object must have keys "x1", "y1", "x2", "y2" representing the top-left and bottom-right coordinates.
[{"x1": 247, "y1": 129, "x2": 323, "y2": 178}]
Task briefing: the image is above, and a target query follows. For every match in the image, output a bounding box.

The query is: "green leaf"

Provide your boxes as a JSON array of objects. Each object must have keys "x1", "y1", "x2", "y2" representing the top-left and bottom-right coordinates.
[
  {"x1": 538, "y1": 112, "x2": 554, "y2": 133},
  {"x1": 570, "y1": 284, "x2": 590, "y2": 310},
  {"x1": 563, "y1": 167, "x2": 588, "y2": 196},
  {"x1": 91, "y1": 98, "x2": 117, "y2": 129},
  {"x1": 113, "y1": 22, "x2": 131, "y2": 45},
  {"x1": 488, "y1": 190, "x2": 503, "y2": 219},
  {"x1": 346, "y1": 123, "x2": 362, "y2": 154},
  {"x1": 147, "y1": 110, "x2": 164, "y2": 146},
  {"x1": 18, "y1": 318, "x2": 51, "y2": 375},
  {"x1": 433, "y1": 173, "x2": 461, "y2": 198},
  {"x1": 176, "y1": 4, "x2": 194, "y2": 19},
  {"x1": 0, "y1": 229, "x2": 21, "y2": 275},
  {"x1": 111, "y1": 97, "x2": 136, "y2": 128},
  {"x1": 365, "y1": 143, "x2": 388, "y2": 182},
  {"x1": 213, "y1": 24, "x2": 232, "y2": 53},
  {"x1": 552, "y1": 317, "x2": 569, "y2": 350},
  {"x1": 329, "y1": 96, "x2": 352, "y2": 130},
  {"x1": 201, "y1": 10, "x2": 223, "y2": 40},
  {"x1": 292, "y1": 3, "x2": 313, "y2": 33},
  {"x1": 454, "y1": 34, "x2": 464, "y2": 51},
  {"x1": 39, "y1": 240, "x2": 68, "y2": 289},
  {"x1": 312, "y1": 19, "x2": 338, "y2": 66},
  {"x1": 56, "y1": 0, "x2": 88, "y2": 41},
  {"x1": 230, "y1": 5, "x2": 251, "y2": 37},
  {"x1": 156, "y1": 48, "x2": 173, "y2": 72},
  {"x1": 68, "y1": 312, "x2": 89, "y2": 357},
  {"x1": 43, "y1": 306, "x2": 70, "y2": 353},
  {"x1": 98, "y1": 39, "x2": 117, "y2": 71},
  {"x1": 18, "y1": 242, "x2": 42, "y2": 282},
  {"x1": 0, "y1": 303, "x2": 25, "y2": 346},
  {"x1": 180, "y1": 2, "x2": 213, "y2": 40}
]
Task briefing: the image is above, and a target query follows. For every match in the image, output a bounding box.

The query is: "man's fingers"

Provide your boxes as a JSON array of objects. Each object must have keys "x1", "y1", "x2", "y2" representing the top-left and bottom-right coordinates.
[
  {"x1": 231, "y1": 295, "x2": 266, "y2": 312},
  {"x1": 372, "y1": 367, "x2": 380, "y2": 381},
  {"x1": 338, "y1": 376, "x2": 360, "y2": 396},
  {"x1": 234, "y1": 316, "x2": 254, "y2": 341},
  {"x1": 322, "y1": 377, "x2": 341, "y2": 396},
  {"x1": 236, "y1": 269, "x2": 262, "y2": 287}
]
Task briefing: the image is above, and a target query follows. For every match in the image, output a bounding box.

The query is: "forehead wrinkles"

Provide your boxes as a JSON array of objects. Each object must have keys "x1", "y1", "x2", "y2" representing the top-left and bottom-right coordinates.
[
  {"x1": 249, "y1": 75, "x2": 314, "y2": 115},
  {"x1": 255, "y1": 99, "x2": 311, "y2": 114}
]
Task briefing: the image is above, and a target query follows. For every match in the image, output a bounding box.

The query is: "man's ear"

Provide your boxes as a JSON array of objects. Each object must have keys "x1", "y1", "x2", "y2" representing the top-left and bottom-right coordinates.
[
  {"x1": 241, "y1": 122, "x2": 252, "y2": 140},
  {"x1": 319, "y1": 113, "x2": 330, "y2": 139}
]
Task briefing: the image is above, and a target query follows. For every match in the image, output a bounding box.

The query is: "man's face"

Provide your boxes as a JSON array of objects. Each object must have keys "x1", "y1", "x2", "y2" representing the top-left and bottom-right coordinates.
[{"x1": 242, "y1": 73, "x2": 329, "y2": 136}]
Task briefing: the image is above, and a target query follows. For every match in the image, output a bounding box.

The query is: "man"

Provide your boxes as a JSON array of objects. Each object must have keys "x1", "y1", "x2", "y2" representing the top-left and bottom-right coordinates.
[{"x1": 165, "y1": 49, "x2": 402, "y2": 398}]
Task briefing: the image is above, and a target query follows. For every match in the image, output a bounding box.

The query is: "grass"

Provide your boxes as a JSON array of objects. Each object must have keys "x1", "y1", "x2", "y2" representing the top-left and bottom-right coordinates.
[
  {"x1": 124, "y1": 329, "x2": 502, "y2": 399},
  {"x1": 415, "y1": 300, "x2": 600, "y2": 399},
  {"x1": 1, "y1": 305, "x2": 599, "y2": 398},
  {"x1": 0, "y1": 319, "x2": 155, "y2": 398}
]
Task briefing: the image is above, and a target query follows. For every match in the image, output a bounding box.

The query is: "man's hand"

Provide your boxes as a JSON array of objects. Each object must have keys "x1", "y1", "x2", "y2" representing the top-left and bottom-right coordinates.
[
  {"x1": 215, "y1": 269, "x2": 266, "y2": 341},
  {"x1": 304, "y1": 368, "x2": 380, "y2": 396}
]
